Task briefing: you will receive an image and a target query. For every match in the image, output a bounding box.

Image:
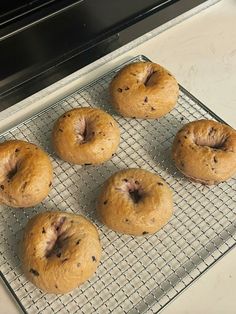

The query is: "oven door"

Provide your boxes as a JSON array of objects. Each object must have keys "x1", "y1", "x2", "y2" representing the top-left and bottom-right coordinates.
[{"x1": 0, "y1": 0, "x2": 210, "y2": 109}]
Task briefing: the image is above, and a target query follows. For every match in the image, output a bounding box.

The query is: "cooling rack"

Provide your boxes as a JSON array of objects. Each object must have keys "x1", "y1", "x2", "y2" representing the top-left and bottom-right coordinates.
[{"x1": 0, "y1": 55, "x2": 235, "y2": 314}]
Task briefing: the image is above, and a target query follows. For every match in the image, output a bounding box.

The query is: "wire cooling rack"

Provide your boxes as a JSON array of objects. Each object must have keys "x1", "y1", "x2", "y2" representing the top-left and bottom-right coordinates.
[{"x1": 0, "y1": 55, "x2": 235, "y2": 314}]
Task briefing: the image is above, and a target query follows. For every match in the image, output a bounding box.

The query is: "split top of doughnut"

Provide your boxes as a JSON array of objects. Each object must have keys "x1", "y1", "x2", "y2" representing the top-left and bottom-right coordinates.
[
  {"x1": 97, "y1": 168, "x2": 173, "y2": 236},
  {"x1": 52, "y1": 107, "x2": 120, "y2": 165},
  {"x1": 21, "y1": 211, "x2": 102, "y2": 294},
  {"x1": 0, "y1": 140, "x2": 53, "y2": 208},
  {"x1": 110, "y1": 61, "x2": 179, "y2": 119},
  {"x1": 172, "y1": 119, "x2": 236, "y2": 184}
]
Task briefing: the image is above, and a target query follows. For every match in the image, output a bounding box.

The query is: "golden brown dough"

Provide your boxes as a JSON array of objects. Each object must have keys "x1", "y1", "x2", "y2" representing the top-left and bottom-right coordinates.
[
  {"x1": 21, "y1": 211, "x2": 102, "y2": 294},
  {"x1": 0, "y1": 140, "x2": 53, "y2": 208},
  {"x1": 172, "y1": 119, "x2": 236, "y2": 184},
  {"x1": 52, "y1": 107, "x2": 120, "y2": 165},
  {"x1": 97, "y1": 168, "x2": 173, "y2": 236},
  {"x1": 110, "y1": 61, "x2": 179, "y2": 119}
]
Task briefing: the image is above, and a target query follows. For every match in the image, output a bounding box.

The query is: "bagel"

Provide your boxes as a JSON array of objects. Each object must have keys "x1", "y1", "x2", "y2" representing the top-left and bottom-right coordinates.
[
  {"x1": 172, "y1": 120, "x2": 236, "y2": 184},
  {"x1": 97, "y1": 168, "x2": 173, "y2": 236},
  {"x1": 110, "y1": 61, "x2": 179, "y2": 119},
  {"x1": 21, "y1": 211, "x2": 102, "y2": 294},
  {"x1": 52, "y1": 107, "x2": 120, "y2": 165},
  {"x1": 0, "y1": 140, "x2": 53, "y2": 208}
]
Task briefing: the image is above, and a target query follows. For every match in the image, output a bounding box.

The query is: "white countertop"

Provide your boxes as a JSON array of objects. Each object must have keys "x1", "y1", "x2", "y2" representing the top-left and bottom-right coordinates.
[{"x1": 0, "y1": 0, "x2": 235, "y2": 313}]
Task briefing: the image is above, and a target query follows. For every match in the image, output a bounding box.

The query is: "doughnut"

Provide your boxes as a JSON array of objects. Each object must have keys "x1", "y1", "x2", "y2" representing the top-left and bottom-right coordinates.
[
  {"x1": 21, "y1": 211, "x2": 102, "y2": 294},
  {"x1": 52, "y1": 107, "x2": 120, "y2": 165},
  {"x1": 109, "y1": 61, "x2": 179, "y2": 119},
  {"x1": 97, "y1": 168, "x2": 173, "y2": 236},
  {"x1": 172, "y1": 119, "x2": 236, "y2": 185},
  {"x1": 0, "y1": 140, "x2": 53, "y2": 208}
]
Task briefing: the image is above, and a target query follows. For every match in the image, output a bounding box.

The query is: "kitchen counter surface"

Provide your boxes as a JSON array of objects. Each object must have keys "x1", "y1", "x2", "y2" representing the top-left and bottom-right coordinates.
[{"x1": 0, "y1": 0, "x2": 235, "y2": 313}]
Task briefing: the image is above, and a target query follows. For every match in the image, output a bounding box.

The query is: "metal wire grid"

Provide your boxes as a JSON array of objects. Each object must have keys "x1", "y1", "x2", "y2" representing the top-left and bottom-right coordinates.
[{"x1": 0, "y1": 55, "x2": 235, "y2": 314}]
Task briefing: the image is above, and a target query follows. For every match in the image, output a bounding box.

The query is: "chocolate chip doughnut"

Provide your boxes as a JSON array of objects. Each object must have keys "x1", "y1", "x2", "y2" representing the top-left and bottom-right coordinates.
[
  {"x1": 52, "y1": 107, "x2": 120, "y2": 165},
  {"x1": 0, "y1": 140, "x2": 53, "y2": 208},
  {"x1": 110, "y1": 61, "x2": 179, "y2": 119},
  {"x1": 97, "y1": 168, "x2": 173, "y2": 236},
  {"x1": 21, "y1": 211, "x2": 101, "y2": 294},
  {"x1": 172, "y1": 120, "x2": 236, "y2": 184}
]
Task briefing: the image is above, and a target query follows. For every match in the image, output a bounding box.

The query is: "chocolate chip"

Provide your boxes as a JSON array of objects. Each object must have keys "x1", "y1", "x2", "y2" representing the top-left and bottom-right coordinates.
[
  {"x1": 62, "y1": 258, "x2": 68, "y2": 263},
  {"x1": 214, "y1": 156, "x2": 218, "y2": 163},
  {"x1": 178, "y1": 140, "x2": 181, "y2": 143},
  {"x1": 42, "y1": 227, "x2": 46, "y2": 234},
  {"x1": 145, "y1": 115, "x2": 149, "y2": 118},
  {"x1": 77, "y1": 263, "x2": 81, "y2": 267},
  {"x1": 84, "y1": 163, "x2": 92, "y2": 166},
  {"x1": 30, "y1": 269, "x2": 39, "y2": 276},
  {"x1": 67, "y1": 114, "x2": 71, "y2": 117},
  {"x1": 103, "y1": 200, "x2": 108, "y2": 205},
  {"x1": 135, "y1": 180, "x2": 139, "y2": 185},
  {"x1": 55, "y1": 285, "x2": 58, "y2": 289},
  {"x1": 144, "y1": 97, "x2": 148, "y2": 103},
  {"x1": 125, "y1": 218, "x2": 129, "y2": 223},
  {"x1": 132, "y1": 117, "x2": 136, "y2": 119},
  {"x1": 57, "y1": 252, "x2": 61, "y2": 258},
  {"x1": 151, "y1": 107, "x2": 155, "y2": 111},
  {"x1": 76, "y1": 240, "x2": 81, "y2": 245},
  {"x1": 123, "y1": 179, "x2": 128, "y2": 182},
  {"x1": 59, "y1": 129, "x2": 63, "y2": 132},
  {"x1": 168, "y1": 73, "x2": 172, "y2": 77},
  {"x1": 0, "y1": 185, "x2": 4, "y2": 190},
  {"x1": 92, "y1": 256, "x2": 96, "y2": 262},
  {"x1": 63, "y1": 115, "x2": 66, "y2": 118},
  {"x1": 15, "y1": 148, "x2": 20, "y2": 153},
  {"x1": 124, "y1": 86, "x2": 130, "y2": 90},
  {"x1": 157, "y1": 182, "x2": 163, "y2": 186},
  {"x1": 131, "y1": 73, "x2": 136, "y2": 76},
  {"x1": 49, "y1": 182, "x2": 52, "y2": 187},
  {"x1": 110, "y1": 122, "x2": 113, "y2": 126},
  {"x1": 112, "y1": 154, "x2": 115, "y2": 157},
  {"x1": 184, "y1": 136, "x2": 187, "y2": 139},
  {"x1": 142, "y1": 231, "x2": 148, "y2": 235},
  {"x1": 117, "y1": 88, "x2": 122, "y2": 92},
  {"x1": 101, "y1": 148, "x2": 104, "y2": 150}
]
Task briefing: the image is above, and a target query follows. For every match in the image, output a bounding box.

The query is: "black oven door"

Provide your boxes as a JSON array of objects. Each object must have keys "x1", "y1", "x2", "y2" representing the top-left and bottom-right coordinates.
[{"x1": 0, "y1": 0, "x2": 208, "y2": 110}]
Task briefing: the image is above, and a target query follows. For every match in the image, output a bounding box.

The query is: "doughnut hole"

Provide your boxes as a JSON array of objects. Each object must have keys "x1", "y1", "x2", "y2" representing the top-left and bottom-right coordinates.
[
  {"x1": 45, "y1": 217, "x2": 67, "y2": 258},
  {"x1": 194, "y1": 127, "x2": 229, "y2": 151},
  {"x1": 0, "y1": 155, "x2": 18, "y2": 182},
  {"x1": 142, "y1": 66, "x2": 158, "y2": 87},
  {"x1": 6, "y1": 164, "x2": 18, "y2": 180},
  {"x1": 123, "y1": 179, "x2": 144, "y2": 203},
  {"x1": 75, "y1": 118, "x2": 94, "y2": 144}
]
